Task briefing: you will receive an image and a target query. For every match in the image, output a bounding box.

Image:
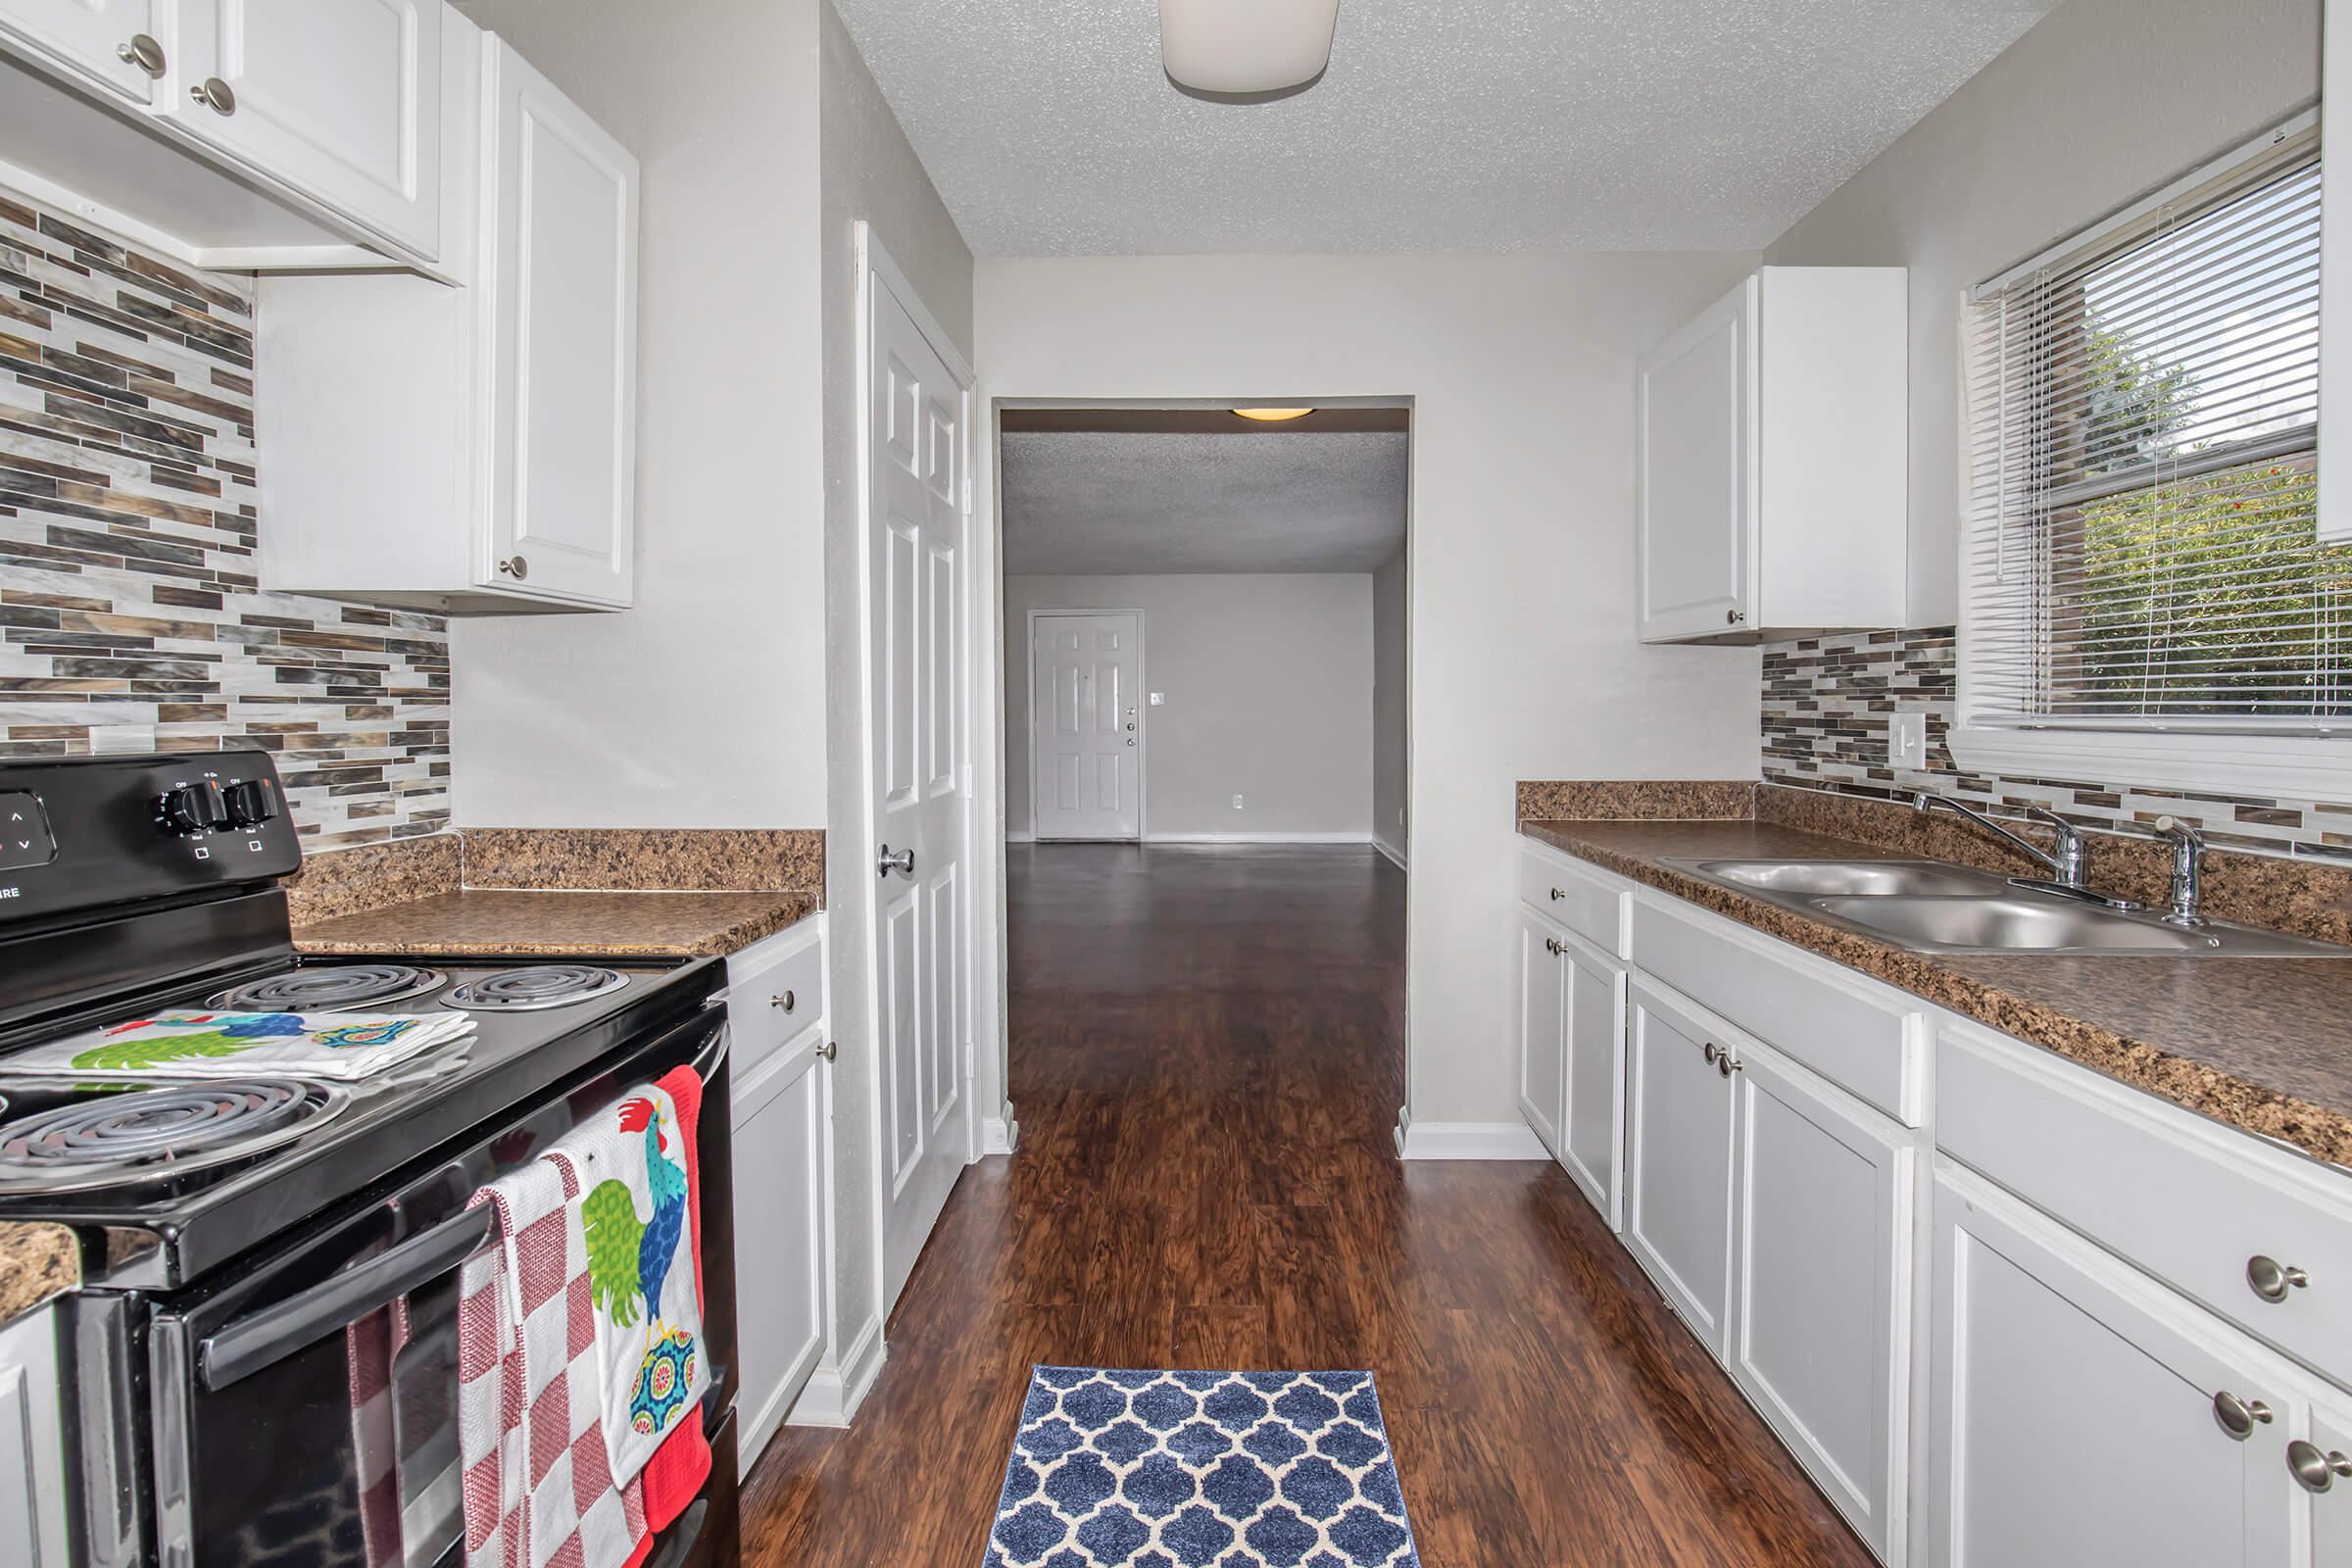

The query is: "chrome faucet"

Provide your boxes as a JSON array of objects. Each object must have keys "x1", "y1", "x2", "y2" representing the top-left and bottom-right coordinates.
[
  {"x1": 1913, "y1": 794, "x2": 2141, "y2": 911},
  {"x1": 2152, "y1": 815, "x2": 2207, "y2": 927}
]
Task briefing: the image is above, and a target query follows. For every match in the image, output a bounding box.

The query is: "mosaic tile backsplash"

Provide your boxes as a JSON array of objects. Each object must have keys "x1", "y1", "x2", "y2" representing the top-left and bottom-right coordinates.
[
  {"x1": 0, "y1": 185, "x2": 450, "y2": 847},
  {"x1": 1762, "y1": 627, "x2": 2352, "y2": 861}
]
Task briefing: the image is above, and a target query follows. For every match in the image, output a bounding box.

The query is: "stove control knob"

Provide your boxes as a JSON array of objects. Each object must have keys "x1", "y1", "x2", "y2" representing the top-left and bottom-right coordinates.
[
  {"x1": 160, "y1": 779, "x2": 229, "y2": 835},
  {"x1": 222, "y1": 777, "x2": 280, "y2": 828}
]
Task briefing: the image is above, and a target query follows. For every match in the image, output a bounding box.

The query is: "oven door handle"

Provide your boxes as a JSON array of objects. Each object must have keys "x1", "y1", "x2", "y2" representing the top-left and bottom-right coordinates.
[{"x1": 197, "y1": 1203, "x2": 498, "y2": 1391}]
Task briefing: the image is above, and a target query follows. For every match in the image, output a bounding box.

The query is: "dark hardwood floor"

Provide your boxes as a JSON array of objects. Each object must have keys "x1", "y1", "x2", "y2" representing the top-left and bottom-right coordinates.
[{"x1": 742, "y1": 844, "x2": 1876, "y2": 1566}]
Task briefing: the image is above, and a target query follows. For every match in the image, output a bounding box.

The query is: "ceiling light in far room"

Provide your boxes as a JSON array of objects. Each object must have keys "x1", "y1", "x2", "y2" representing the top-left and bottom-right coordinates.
[
  {"x1": 1233, "y1": 407, "x2": 1317, "y2": 422},
  {"x1": 1161, "y1": 0, "x2": 1340, "y2": 98}
]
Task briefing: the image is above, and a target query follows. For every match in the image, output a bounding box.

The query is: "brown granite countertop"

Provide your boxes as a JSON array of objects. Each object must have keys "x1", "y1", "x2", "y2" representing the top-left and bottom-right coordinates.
[
  {"x1": 1522, "y1": 817, "x2": 2352, "y2": 1169},
  {"x1": 293, "y1": 889, "x2": 819, "y2": 960},
  {"x1": 0, "y1": 1222, "x2": 77, "y2": 1327}
]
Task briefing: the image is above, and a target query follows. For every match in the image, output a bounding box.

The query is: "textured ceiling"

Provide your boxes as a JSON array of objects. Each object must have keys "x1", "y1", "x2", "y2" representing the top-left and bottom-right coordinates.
[
  {"x1": 831, "y1": 0, "x2": 2058, "y2": 254},
  {"x1": 1002, "y1": 431, "x2": 1408, "y2": 574}
]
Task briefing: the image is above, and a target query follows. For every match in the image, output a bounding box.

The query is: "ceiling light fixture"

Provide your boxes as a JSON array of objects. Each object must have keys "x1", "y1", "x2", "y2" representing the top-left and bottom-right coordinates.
[
  {"x1": 1232, "y1": 407, "x2": 1316, "y2": 422},
  {"x1": 1160, "y1": 0, "x2": 1340, "y2": 99}
]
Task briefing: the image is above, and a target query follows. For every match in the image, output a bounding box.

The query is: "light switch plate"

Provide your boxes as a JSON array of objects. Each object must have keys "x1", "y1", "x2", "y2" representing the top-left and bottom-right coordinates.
[
  {"x1": 1889, "y1": 708, "x2": 1928, "y2": 770},
  {"x1": 1150, "y1": 692, "x2": 1166, "y2": 707}
]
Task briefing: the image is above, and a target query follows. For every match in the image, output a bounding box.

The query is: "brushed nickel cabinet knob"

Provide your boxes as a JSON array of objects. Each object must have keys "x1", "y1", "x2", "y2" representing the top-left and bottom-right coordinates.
[
  {"x1": 118, "y1": 33, "x2": 166, "y2": 76},
  {"x1": 190, "y1": 76, "x2": 235, "y2": 115}
]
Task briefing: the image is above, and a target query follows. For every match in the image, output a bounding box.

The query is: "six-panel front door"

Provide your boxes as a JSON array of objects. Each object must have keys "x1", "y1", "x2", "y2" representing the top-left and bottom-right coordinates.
[
  {"x1": 867, "y1": 262, "x2": 970, "y2": 1314},
  {"x1": 1030, "y1": 612, "x2": 1142, "y2": 840}
]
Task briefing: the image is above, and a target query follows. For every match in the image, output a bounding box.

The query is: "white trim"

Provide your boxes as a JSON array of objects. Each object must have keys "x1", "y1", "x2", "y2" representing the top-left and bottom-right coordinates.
[
  {"x1": 1005, "y1": 830, "x2": 1037, "y2": 844},
  {"x1": 1396, "y1": 1117, "x2": 1551, "y2": 1161},
  {"x1": 783, "y1": 1313, "x2": 887, "y2": 1429},
  {"x1": 1145, "y1": 832, "x2": 1373, "y2": 845},
  {"x1": 1373, "y1": 837, "x2": 1407, "y2": 871},
  {"x1": 1026, "y1": 606, "x2": 1149, "y2": 843},
  {"x1": 1945, "y1": 720, "x2": 2352, "y2": 802},
  {"x1": 980, "y1": 1102, "x2": 1020, "y2": 1155}
]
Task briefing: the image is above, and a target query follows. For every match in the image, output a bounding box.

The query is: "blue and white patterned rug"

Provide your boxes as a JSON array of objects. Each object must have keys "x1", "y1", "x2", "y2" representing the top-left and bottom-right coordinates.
[{"x1": 983, "y1": 1367, "x2": 1421, "y2": 1568}]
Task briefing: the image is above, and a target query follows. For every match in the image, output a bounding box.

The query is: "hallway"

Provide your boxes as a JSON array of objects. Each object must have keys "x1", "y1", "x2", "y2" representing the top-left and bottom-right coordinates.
[{"x1": 742, "y1": 845, "x2": 1875, "y2": 1566}]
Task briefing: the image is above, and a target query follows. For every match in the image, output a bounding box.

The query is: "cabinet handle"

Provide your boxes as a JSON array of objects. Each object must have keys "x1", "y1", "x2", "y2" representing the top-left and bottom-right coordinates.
[
  {"x1": 2246, "y1": 1254, "x2": 2308, "y2": 1302},
  {"x1": 1701, "y1": 1041, "x2": 1720, "y2": 1065},
  {"x1": 1549, "y1": 887, "x2": 1567, "y2": 902},
  {"x1": 815, "y1": 1040, "x2": 838, "y2": 1063},
  {"x1": 189, "y1": 76, "x2": 236, "y2": 115},
  {"x1": 117, "y1": 33, "x2": 166, "y2": 77},
  {"x1": 1543, "y1": 937, "x2": 1563, "y2": 956},
  {"x1": 770, "y1": 990, "x2": 795, "y2": 1012},
  {"x1": 1725, "y1": 608, "x2": 1745, "y2": 626},
  {"x1": 2288, "y1": 1440, "x2": 2352, "y2": 1493},
  {"x1": 2212, "y1": 1390, "x2": 2274, "y2": 1441},
  {"x1": 1718, "y1": 1052, "x2": 1740, "y2": 1077},
  {"x1": 497, "y1": 556, "x2": 529, "y2": 580}
]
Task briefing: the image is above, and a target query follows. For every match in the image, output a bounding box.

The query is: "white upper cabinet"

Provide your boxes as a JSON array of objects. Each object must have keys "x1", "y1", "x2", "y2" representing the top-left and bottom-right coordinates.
[
  {"x1": 480, "y1": 37, "x2": 636, "y2": 606},
  {"x1": 168, "y1": 0, "x2": 441, "y2": 259},
  {"x1": 0, "y1": 0, "x2": 168, "y2": 101},
  {"x1": 256, "y1": 17, "x2": 637, "y2": 613},
  {"x1": 0, "y1": 0, "x2": 441, "y2": 270},
  {"x1": 1637, "y1": 267, "x2": 1908, "y2": 643}
]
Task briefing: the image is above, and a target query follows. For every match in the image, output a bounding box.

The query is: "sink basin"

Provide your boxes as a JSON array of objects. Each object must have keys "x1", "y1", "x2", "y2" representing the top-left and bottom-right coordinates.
[
  {"x1": 1676, "y1": 858, "x2": 2014, "y2": 898},
  {"x1": 1806, "y1": 895, "x2": 2346, "y2": 956}
]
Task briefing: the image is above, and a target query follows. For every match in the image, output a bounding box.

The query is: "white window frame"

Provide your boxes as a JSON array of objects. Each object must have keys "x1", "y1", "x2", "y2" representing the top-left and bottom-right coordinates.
[{"x1": 1948, "y1": 112, "x2": 2352, "y2": 800}]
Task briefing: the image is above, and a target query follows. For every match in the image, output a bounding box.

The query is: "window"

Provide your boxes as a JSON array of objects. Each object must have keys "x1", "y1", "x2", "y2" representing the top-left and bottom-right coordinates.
[{"x1": 1954, "y1": 117, "x2": 2352, "y2": 795}]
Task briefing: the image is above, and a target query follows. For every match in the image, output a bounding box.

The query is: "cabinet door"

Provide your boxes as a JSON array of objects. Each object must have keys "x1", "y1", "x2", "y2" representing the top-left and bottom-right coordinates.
[
  {"x1": 479, "y1": 34, "x2": 637, "y2": 607},
  {"x1": 1558, "y1": 931, "x2": 1627, "y2": 1230},
  {"x1": 1928, "y1": 1170, "x2": 2296, "y2": 1568},
  {"x1": 1515, "y1": 907, "x2": 1568, "y2": 1161},
  {"x1": 2305, "y1": 1402, "x2": 2352, "y2": 1562},
  {"x1": 0, "y1": 1306, "x2": 66, "y2": 1566},
  {"x1": 732, "y1": 1028, "x2": 828, "y2": 1476},
  {"x1": 1730, "y1": 1047, "x2": 1912, "y2": 1561},
  {"x1": 1636, "y1": 274, "x2": 1754, "y2": 642},
  {"x1": 1624, "y1": 981, "x2": 1737, "y2": 1357},
  {"x1": 172, "y1": 0, "x2": 441, "y2": 258},
  {"x1": 0, "y1": 0, "x2": 164, "y2": 100}
]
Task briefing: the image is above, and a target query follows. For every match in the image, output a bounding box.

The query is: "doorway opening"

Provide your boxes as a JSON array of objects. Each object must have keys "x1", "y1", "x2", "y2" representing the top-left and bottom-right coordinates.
[{"x1": 994, "y1": 400, "x2": 1413, "y2": 1114}]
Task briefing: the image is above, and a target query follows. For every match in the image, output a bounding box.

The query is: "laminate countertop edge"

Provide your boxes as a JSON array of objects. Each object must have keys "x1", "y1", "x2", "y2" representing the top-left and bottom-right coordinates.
[
  {"x1": 1520, "y1": 817, "x2": 2352, "y2": 1171},
  {"x1": 291, "y1": 888, "x2": 822, "y2": 960}
]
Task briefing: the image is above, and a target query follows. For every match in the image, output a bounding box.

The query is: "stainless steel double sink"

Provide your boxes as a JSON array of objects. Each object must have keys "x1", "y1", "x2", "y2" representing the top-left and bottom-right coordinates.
[{"x1": 1659, "y1": 858, "x2": 2350, "y2": 956}]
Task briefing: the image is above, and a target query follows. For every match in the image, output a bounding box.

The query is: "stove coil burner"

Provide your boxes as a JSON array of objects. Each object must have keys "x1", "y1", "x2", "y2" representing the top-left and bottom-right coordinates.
[
  {"x1": 0, "y1": 1079, "x2": 344, "y2": 1188},
  {"x1": 209, "y1": 963, "x2": 447, "y2": 1012},
  {"x1": 443, "y1": 964, "x2": 630, "y2": 1012}
]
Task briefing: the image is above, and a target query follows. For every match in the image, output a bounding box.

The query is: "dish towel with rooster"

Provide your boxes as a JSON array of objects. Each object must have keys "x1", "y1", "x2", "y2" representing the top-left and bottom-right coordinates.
[{"x1": 457, "y1": 1082, "x2": 708, "y2": 1568}]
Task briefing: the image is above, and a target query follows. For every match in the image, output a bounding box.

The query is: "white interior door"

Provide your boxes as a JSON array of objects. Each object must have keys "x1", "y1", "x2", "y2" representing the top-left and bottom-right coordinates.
[
  {"x1": 864, "y1": 246, "x2": 971, "y2": 1315},
  {"x1": 1029, "y1": 612, "x2": 1142, "y2": 840}
]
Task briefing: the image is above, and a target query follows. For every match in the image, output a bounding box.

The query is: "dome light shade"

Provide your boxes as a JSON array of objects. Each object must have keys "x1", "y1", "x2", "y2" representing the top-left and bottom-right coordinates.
[
  {"x1": 1160, "y1": 0, "x2": 1340, "y2": 96},
  {"x1": 1232, "y1": 408, "x2": 1316, "y2": 422}
]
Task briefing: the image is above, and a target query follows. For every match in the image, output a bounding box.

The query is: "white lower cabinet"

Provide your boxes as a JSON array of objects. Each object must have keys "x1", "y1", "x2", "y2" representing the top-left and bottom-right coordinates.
[
  {"x1": 1558, "y1": 929, "x2": 1627, "y2": 1229},
  {"x1": 1730, "y1": 1046, "x2": 1911, "y2": 1561},
  {"x1": 0, "y1": 1303, "x2": 66, "y2": 1566},
  {"x1": 1514, "y1": 907, "x2": 1569, "y2": 1162},
  {"x1": 1624, "y1": 980, "x2": 1737, "y2": 1358},
  {"x1": 2306, "y1": 1402, "x2": 2352, "y2": 1559},
  {"x1": 725, "y1": 919, "x2": 830, "y2": 1478},
  {"x1": 1928, "y1": 1167, "x2": 2299, "y2": 1567}
]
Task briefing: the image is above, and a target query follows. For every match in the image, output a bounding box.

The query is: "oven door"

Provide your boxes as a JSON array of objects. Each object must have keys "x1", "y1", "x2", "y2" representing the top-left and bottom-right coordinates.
[{"x1": 142, "y1": 1005, "x2": 736, "y2": 1568}]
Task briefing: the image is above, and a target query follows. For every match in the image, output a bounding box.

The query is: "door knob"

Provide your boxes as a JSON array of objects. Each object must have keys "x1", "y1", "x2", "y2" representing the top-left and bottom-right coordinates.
[
  {"x1": 2288, "y1": 1440, "x2": 2352, "y2": 1493},
  {"x1": 877, "y1": 844, "x2": 914, "y2": 878},
  {"x1": 2246, "y1": 1254, "x2": 2308, "y2": 1302},
  {"x1": 117, "y1": 33, "x2": 166, "y2": 76},
  {"x1": 2212, "y1": 1390, "x2": 2274, "y2": 1440},
  {"x1": 189, "y1": 76, "x2": 236, "y2": 115}
]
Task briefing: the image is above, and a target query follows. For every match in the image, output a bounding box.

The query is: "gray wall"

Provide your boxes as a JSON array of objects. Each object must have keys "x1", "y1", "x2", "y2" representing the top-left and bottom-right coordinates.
[
  {"x1": 451, "y1": 0, "x2": 829, "y2": 828},
  {"x1": 1371, "y1": 549, "x2": 1407, "y2": 864},
  {"x1": 1004, "y1": 575, "x2": 1375, "y2": 840},
  {"x1": 1764, "y1": 0, "x2": 2323, "y2": 625}
]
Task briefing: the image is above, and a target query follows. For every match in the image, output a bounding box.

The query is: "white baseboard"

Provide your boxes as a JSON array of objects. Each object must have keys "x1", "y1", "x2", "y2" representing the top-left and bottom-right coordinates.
[
  {"x1": 1006, "y1": 830, "x2": 1036, "y2": 844},
  {"x1": 1395, "y1": 1110, "x2": 1549, "y2": 1161},
  {"x1": 1373, "y1": 837, "x2": 1407, "y2": 871},
  {"x1": 785, "y1": 1313, "x2": 887, "y2": 1429},
  {"x1": 980, "y1": 1101, "x2": 1019, "y2": 1155},
  {"x1": 1142, "y1": 832, "x2": 1373, "y2": 845}
]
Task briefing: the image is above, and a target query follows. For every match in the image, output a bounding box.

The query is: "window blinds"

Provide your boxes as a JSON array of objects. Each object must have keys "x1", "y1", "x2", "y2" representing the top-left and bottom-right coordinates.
[{"x1": 1962, "y1": 130, "x2": 2348, "y2": 735}]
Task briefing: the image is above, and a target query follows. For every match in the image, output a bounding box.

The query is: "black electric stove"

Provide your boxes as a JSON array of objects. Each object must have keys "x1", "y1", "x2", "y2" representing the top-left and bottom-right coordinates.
[{"x1": 0, "y1": 753, "x2": 740, "y2": 1568}]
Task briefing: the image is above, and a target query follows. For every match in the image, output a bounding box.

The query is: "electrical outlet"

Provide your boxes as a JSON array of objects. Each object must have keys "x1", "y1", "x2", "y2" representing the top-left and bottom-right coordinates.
[
  {"x1": 1233, "y1": 795, "x2": 1245, "y2": 810},
  {"x1": 1150, "y1": 692, "x2": 1166, "y2": 707},
  {"x1": 1889, "y1": 708, "x2": 1928, "y2": 770}
]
